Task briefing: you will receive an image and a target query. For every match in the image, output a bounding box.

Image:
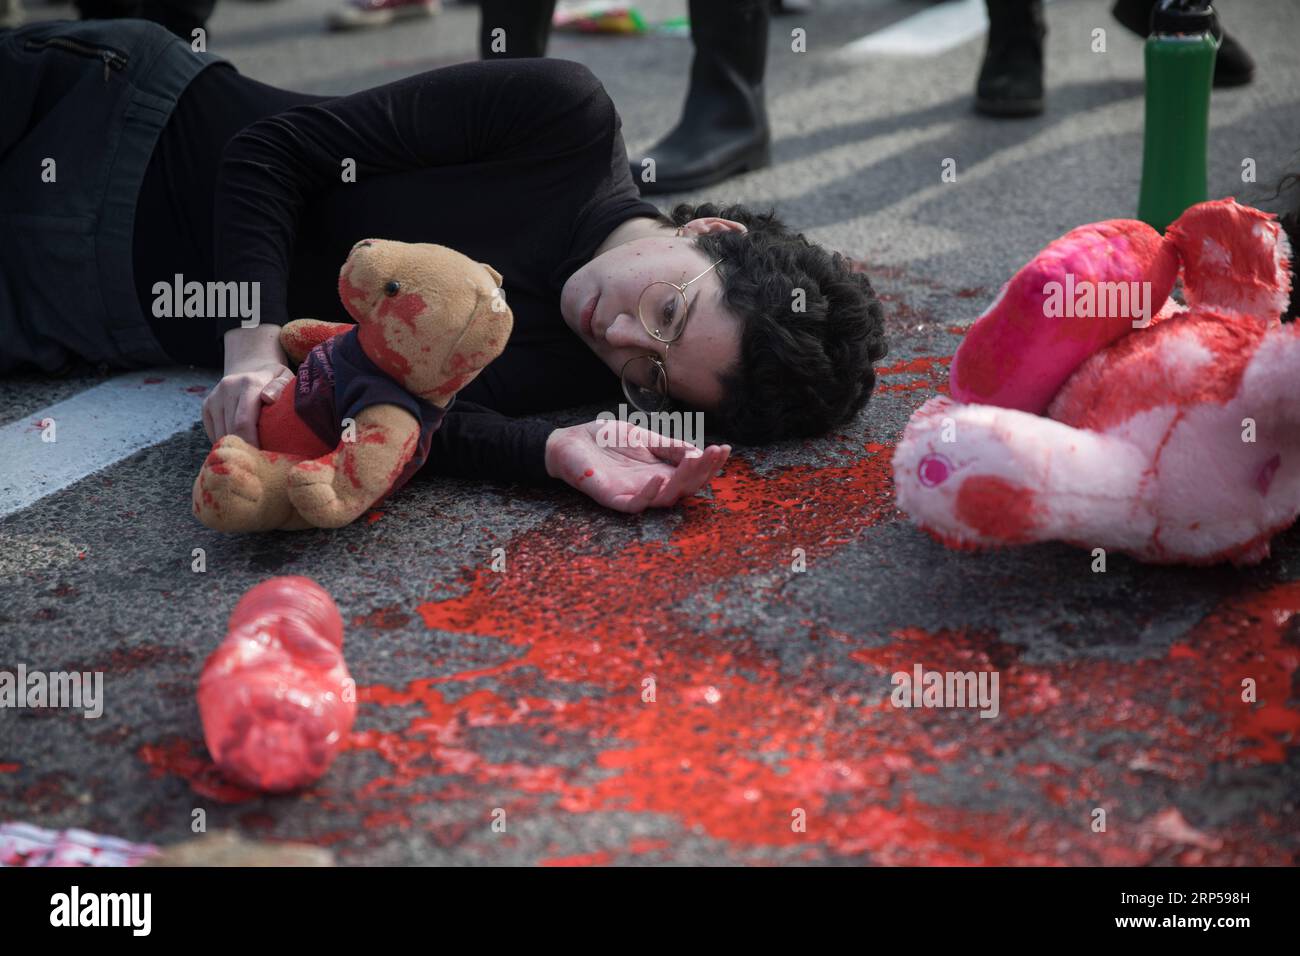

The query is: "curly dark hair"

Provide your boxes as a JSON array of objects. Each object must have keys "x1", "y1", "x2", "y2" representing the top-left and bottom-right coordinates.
[
  {"x1": 657, "y1": 202, "x2": 887, "y2": 444},
  {"x1": 1276, "y1": 172, "x2": 1300, "y2": 322}
]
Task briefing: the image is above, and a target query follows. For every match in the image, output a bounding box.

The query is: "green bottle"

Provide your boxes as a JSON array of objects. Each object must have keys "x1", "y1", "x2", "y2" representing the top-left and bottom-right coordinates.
[{"x1": 1137, "y1": 0, "x2": 1219, "y2": 232}]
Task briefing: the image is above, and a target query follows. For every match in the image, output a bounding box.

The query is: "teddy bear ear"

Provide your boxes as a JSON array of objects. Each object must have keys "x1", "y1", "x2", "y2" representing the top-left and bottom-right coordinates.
[{"x1": 479, "y1": 263, "x2": 504, "y2": 287}]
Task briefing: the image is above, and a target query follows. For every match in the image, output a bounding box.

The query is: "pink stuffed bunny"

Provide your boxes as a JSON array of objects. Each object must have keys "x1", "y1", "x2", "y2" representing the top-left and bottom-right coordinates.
[{"x1": 893, "y1": 199, "x2": 1297, "y2": 565}]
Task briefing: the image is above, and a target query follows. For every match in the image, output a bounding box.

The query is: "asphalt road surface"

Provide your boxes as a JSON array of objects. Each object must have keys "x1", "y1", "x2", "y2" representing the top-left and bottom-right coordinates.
[{"x1": 1, "y1": 0, "x2": 1298, "y2": 865}]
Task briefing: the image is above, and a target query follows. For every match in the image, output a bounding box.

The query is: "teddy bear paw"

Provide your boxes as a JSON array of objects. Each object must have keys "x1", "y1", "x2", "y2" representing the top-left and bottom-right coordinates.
[
  {"x1": 193, "y1": 436, "x2": 278, "y2": 532},
  {"x1": 287, "y1": 460, "x2": 367, "y2": 528}
]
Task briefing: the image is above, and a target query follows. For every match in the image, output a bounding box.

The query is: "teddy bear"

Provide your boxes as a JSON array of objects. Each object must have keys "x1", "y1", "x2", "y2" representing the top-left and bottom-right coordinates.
[
  {"x1": 193, "y1": 240, "x2": 512, "y2": 532},
  {"x1": 892, "y1": 198, "x2": 1298, "y2": 565}
]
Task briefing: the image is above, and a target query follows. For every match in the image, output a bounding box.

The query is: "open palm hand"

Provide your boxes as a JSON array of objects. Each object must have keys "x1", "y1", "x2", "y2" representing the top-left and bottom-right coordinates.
[{"x1": 544, "y1": 420, "x2": 731, "y2": 513}]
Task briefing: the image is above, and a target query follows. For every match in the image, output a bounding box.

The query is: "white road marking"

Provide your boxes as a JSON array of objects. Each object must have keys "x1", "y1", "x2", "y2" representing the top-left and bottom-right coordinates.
[
  {"x1": 839, "y1": 0, "x2": 1055, "y2": 60},
  {"x1": 0, "y1": 370, "x2": 216, "y2": 517}
]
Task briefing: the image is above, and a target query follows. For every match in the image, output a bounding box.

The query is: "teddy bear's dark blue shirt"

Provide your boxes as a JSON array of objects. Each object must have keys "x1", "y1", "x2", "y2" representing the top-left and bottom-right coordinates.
[{"x1": 294, "y1": 328, "x2": 448, "y2": 496}]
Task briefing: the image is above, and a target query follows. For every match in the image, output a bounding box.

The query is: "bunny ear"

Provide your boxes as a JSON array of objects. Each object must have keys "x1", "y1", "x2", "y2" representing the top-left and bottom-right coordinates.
[
  {"x1": 479, "y1": 263, "x2": 504, "y2": 286},
  {"x1": 1165, "y1": 198, "x2": 1292, "y2": 325}
]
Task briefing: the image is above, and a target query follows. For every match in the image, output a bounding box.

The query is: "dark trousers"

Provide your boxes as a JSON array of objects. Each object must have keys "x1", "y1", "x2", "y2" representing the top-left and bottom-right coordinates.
[
  {"x1": 478, "y1": 0, "x2": 556, "y2": 59},
  {"x1": 0, "y1": 19, "x2": 221, "y2": 373}
]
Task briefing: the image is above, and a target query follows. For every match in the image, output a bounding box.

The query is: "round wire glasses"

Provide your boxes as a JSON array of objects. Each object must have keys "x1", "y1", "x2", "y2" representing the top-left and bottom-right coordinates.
[{"x1": 620, "y1": 257, "x2": 722, "y2": 413}]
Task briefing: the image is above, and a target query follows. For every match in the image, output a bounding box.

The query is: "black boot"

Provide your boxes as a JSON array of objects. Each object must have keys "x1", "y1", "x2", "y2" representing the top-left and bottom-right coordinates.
[
  {"x1": 628, "y1": 0, "x2": 770, "y2": 194},
  {"x1": 478, "y1": 0, "x2": 556, "y2": 59},
  {"x1": 1111, "y1": 0, "x2": 1255, "y2": 87},
  {"x1": 974, "y1": 0, "x2": 1045, "y2": 117}
]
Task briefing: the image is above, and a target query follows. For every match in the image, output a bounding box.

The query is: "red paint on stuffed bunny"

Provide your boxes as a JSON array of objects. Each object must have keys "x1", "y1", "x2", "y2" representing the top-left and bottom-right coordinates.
[
  {"x1": 895, "y1": 198, "x2": 1300, "y2": 566},
  {"x1": 956, "y1": 476, "x2": 1040, "y2": 542},
  {"x1": 1049, "y1": 310, "x2": 1265, "y2": 432},
  {"x1": 1165, "y1": 198, "x2": 1293, "y2": 318}
]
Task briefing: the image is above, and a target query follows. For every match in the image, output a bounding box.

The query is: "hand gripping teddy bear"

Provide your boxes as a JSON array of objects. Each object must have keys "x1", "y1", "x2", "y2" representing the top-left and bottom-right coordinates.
[
  {"x1": 892, "y1": 198, "x2": 1297, "y2": 565},
  {"x1": 193, "y1": 240, "x2": 512, "y2": 532}
]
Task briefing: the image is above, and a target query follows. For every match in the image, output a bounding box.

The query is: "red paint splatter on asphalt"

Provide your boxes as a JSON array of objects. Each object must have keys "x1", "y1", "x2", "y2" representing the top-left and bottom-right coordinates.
[
  {"x1": 136, "y1": 739, "x2": 258, "y2": 804},
  {"x1": 138, "y1": 397, "x2": 1298, "y2": 862},
  {"x1": 876, "y1": 354, "x2": 951, "y2": 396},
  {"x1": 879, "y1": 355, "x2": 951, "y2": 377},
  {"x1": 15, "y1": 774, "x2": 81, "y2": 815},
  {"x1": 77, "y1": 643, "x2": 192, "y2": 675},
  {"x1": 351, "y1": 606, "x2": 410, "y2": 631},
  {"x1": 328, "y1": 444, "x2": 1293, "y2": 863}
]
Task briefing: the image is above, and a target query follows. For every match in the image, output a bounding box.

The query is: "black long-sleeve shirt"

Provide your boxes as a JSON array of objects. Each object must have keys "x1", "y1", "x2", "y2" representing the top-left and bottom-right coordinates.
[{"x1": 134, "y1": 58, "x2": 663, "y2": 484}]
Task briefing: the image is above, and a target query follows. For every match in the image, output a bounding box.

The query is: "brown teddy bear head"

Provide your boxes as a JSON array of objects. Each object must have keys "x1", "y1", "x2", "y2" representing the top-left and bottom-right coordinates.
[{"x1": 337, "y1": 240, "x2": 513, "y2": 406}]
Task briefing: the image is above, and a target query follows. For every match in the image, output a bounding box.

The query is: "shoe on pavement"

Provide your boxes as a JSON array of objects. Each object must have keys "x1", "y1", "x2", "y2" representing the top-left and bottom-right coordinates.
[
  {"x1": 627, "y1": 0, "x2": 770, "y2": 194},
  {"x1": 1110, "y1": 0, "x2": 1255, "y2": 87},
  {"x1": 975, "y1": 0, "x2": 1046, "y2": 117}
]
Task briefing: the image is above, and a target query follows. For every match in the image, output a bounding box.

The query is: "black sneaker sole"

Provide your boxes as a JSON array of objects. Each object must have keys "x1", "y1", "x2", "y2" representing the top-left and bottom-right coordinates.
[
  {"x1": 974, "y1": 95, "x2": 1044, "y2": 117},
  {"x1": 1213, "y1": 68, "x2": 1254, "y2": 88},
  {"x1": 634, "y1": 142, "x2": 772, "y2": 195}
]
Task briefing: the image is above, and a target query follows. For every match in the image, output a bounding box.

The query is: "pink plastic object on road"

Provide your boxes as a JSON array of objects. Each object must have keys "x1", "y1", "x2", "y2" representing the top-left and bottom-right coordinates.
[{"x1": 198, "y1": 576, "x2": 356, "y2": 792}]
